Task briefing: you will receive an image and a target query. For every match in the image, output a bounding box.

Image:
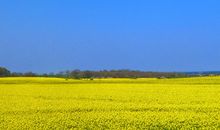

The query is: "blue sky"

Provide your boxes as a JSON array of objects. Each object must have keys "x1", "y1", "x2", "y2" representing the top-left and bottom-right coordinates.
[{"x1": 0, "y1": 0, "x2": 220, "y2": 73}]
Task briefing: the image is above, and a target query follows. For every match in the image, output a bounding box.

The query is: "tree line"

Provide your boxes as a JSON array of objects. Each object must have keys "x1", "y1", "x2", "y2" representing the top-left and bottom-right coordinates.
[{"x1": 0, "y1": 66, "x2": 191, "y2": 79}]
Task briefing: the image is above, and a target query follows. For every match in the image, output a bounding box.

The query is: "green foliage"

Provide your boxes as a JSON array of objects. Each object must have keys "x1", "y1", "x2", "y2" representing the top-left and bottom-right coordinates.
[
  {"x1": 0, "y1": 67, "x2": 188, "y2": 78},
  {"x1": 0, "y1": 67, "x2": 10, "y2": 77}
]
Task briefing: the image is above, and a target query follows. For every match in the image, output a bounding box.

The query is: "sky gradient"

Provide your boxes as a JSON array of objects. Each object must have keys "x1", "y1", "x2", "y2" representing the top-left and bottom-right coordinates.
[{"x1": 0, "y1": 0, "x2": 220, "y2": 73}]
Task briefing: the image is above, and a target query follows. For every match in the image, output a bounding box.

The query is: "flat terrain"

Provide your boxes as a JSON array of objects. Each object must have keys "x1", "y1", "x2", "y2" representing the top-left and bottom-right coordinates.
[{"x1": 1, "y1": 77, "x2": 220, "y2": 129}]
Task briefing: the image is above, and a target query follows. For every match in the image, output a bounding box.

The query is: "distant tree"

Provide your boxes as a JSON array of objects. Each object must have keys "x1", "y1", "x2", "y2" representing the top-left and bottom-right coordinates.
[
  {"x1": 0, "y1": 68, "x2": 188, "y2": 78},
  {"x1": 48, "y1": 72, "x2": 55, "y2": 77},
  {"x1": 56, "y1": 71, "x2": 66, "y2": 78},
  {"x1": 0, "y1": 67, "x2": 11, "y2": 77},
  {"x1": 10, "y1": 72, "x2": 23, "y2": 77},
  {"x1": 42, "y1": 73, "x2": 48, "y2": 77},
  {"x1": 70, "y1": 70, "x2": 81, "y2": 79},
  {"x1": 23, "y1": 72, "x2": 37, "y2": 77},
  {"x1": 65, "y1": 70, "x2": 71, "y2": 79},
  {"x1": 82, "y1": 71, "x2": 93, "y2": 78}
]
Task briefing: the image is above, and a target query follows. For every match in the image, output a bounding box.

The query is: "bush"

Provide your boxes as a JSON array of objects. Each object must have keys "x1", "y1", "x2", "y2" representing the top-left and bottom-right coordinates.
[{"x1": 0, "y1": 67, "x2": 11, "y2": 77}]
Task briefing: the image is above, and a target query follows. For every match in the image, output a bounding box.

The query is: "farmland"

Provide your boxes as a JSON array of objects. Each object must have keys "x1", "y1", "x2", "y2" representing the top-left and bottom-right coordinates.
[{"x1": 1, "y1": 77, "x2": 220, "y2": 129}]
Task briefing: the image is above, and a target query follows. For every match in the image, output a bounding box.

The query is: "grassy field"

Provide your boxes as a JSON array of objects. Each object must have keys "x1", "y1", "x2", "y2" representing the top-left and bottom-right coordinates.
[{"x1": 1, "y1": 77, "x2": 220, "y2": 129}]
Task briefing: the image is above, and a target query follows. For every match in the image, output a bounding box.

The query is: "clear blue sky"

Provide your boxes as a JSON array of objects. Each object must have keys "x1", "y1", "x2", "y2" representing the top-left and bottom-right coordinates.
[{"x1": 0, "y1": 0, "x2": 220, "y2": 73}]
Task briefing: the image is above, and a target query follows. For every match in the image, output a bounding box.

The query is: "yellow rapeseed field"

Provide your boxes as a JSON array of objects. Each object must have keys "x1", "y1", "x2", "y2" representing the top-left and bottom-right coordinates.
[{"x1": 1, "y1": 77, "x2": 220, "y2": 129}]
